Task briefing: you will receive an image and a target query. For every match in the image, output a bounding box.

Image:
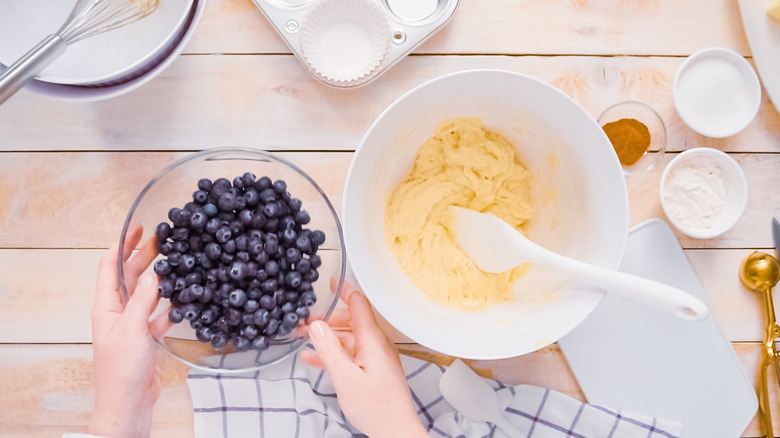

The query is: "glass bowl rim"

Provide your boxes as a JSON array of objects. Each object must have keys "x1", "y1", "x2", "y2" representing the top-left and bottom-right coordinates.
[{"x1": 117, "y1": 147, "x2": 346, "y2": 373}]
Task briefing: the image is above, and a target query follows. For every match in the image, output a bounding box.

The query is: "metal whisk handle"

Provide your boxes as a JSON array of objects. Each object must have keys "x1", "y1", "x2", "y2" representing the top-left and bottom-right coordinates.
[{"x1": 0, "y1": 34, "x2": 66, "y2": 104}]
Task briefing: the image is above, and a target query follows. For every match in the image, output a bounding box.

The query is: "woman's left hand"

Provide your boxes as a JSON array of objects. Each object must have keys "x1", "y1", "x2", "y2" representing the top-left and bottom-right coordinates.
[{"x1": 88, "y1": 225, "x2": 172, "y2": 438}]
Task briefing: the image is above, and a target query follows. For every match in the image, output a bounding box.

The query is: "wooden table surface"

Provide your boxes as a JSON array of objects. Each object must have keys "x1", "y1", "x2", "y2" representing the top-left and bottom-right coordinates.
[{"x1": 1, "y1": 0, "x2": 778, "y2": 436}]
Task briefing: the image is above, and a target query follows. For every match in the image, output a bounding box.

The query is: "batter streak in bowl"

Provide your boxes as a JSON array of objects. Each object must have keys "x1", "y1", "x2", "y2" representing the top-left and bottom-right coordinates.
[{"x1": 384, "y1": 117, "x2": 533, "y2": 311}]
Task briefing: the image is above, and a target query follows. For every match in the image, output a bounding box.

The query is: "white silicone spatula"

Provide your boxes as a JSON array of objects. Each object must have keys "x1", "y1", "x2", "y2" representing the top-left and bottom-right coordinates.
[
  {"x1": 439, "y1": 359, "x2": 522, "y2": 437},
  {"x1": 451, "y1": 207, "x2": 709, "y2": 321}
]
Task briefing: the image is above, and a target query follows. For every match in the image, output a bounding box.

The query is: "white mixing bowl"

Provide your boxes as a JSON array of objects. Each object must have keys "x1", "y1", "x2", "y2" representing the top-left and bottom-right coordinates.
[{"x1": 343, "y1": 69, "x2": 629, "y2": 359}]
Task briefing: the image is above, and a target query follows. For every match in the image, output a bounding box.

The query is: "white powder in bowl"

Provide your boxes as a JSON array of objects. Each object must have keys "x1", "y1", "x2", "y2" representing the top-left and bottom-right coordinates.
[{"x1": 663, "y1": 156, "x2": 728, "y2": 230}]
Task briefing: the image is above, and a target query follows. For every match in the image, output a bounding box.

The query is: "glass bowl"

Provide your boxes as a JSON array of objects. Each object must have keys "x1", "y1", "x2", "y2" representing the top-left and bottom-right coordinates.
[
  {"x1": 118, "y1": 148, "x2": 345, "y2": 373},
  {"x1": 597, "y1": 101, "x2": 667, "y2": 175}
]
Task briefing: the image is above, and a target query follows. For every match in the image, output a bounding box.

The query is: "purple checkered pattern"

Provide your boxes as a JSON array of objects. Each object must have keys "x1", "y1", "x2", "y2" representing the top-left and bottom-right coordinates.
[{"x1": 187, "y1": 353, "x2": 681, "y2": 438}]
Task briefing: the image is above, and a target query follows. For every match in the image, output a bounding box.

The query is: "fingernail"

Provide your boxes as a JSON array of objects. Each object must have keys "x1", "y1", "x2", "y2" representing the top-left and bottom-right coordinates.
[
  {"x1": 140, "y1": 273, "x2": 153, "y2": 288},
  {"x1": 310, "y1": 321, "x2": 326, "y2": 340}
]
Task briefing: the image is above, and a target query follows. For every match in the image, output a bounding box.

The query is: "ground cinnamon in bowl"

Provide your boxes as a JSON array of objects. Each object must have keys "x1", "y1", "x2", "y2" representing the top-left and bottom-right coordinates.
[{"x1": 602, "y1": 118, "x2": 651, "y2": 166}]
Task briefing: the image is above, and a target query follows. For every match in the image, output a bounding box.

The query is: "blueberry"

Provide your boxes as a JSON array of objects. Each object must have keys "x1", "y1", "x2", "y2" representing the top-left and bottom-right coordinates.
[
  {"x1": 256, "y1": 176, "x2": 272, "y2": 190},
  {"x1": 245, "y1": 188, "x2": 260, "y2": 206},
  {"x1": 264, "y1": 239, "x2": 279, "y2": 255},
  {"x1": 242, "y1": 312, "x2": 255, "y2": 326},
  {"x1": 168, "y1": 307, "x2": 184, "y2": 323},
  {"x1": 281, "y1": 302, "x2": 295, "y2": 314},
  {"x1": 295, "y1": 306, "x2": 310, "y2": 320},
  {"x1": 201, "y1": 286, "x2": 214, "y2": 304},
  {"x1": 226, "y1": 308, "x2": 243, "y2": 326},
  {"x1": 229, "y1": 220, "x2": 244, "y2": 235},
  {"x1": 300, "y1": 291, "x2": 317, "y2": 307},
  {"x1": 285, "y1": 271, "x2": 302, "y2": 288},
  {"x1": 295, "y1": 235, "x2": 311, "y2": 253},
  {"x1": 219, "y1": 252, "x2": 235, "y2": 265},
  {"x1": 248, "y1": 288, "x2": 262, "y2": 300},
  {"x1": 180, "y1": 254, "x2": 196, "y2": 271},
  {"x1": 193, "y1": 190, "x2": 208, "y2": 204},
  {"x1": 273, "y1": 289, "x2": 285, "y2": 305},
  {"x1": 253, "y1": 308, "x2": 270, "y2": 327},
  {"x1": 228, "y1": 288, "x2": 247, "y2": 307},
  {"x1": 265, "y1": 218, "x2": 279, "y2": 232},
  {"x1": 235, "y1": 235, "x2": 248, "y2": 251},
  {"x1": 251, "y1": 213, "x2": 267, "y2": 230},
  {"x1": 217, "y1": 211, "x2": 235, "y2": 222},
  {"x1": 174, "y1": 276, "x2": 187, "y2": 292},
  {"x1": 171, "y1": 227, "x2": 190, "y2": 242},
  {"x1": 168, "y1": 207, "x2": 181, "y2": 221},
  {"x1": 205, "y1": 218, "x2": 221, "y2": 235},
  {"x1": 173, "y1": 241, "x2": 189, "y2": 254},
  {"x1": 304, "y1": 269, "x2": 319, "y2": 282},
  {"x1": 229, "y1": 261, "x2": 247, "y2": 281},
  {"x1": 237, "y1": 209, "x2": 252, "y2": 227},
  {"x1": 195, "y1": 326, "x2": 213, "y2": 343},
  {"x1": 155, "y1": 222, "x2": 171, "y2": 241},
  {"x1": 272, "y1": 180, "x2": 287, "y2": 194},
  {"x1": 154, "y1": 259, "x2": 172, "y2": 276},
  {"x1": 282, "y1": 228, "x2": 297, "y2": 244},
  {"x1": 189, "y1": 211, "x2": 207, "y2": 230},
  {"x1": 242, "y1": 172, "x2": 256, "y2": 186},
  {"x1": 172, "y1": 209, "x2": 191, "y2": 228},
  {"x1": 205, "y1": 242, "x2": 221, "y2": 260},
  {"x1": 284, "y1": 291, "x2": 299, "y2": 304},
  {"x1": 294, "y1": 210, "x2": 310, "y2": 225},
  {"x1": 270, "y1": 306, "x2": 283, "y2": 320},
  {"x1": 217, "y1": 192, "x2": 236, "y2": 212},
  {"x1": 184, "y1": 202, "x2": 198, "y2": 213},
  {"x1": 241, "y1": 325, "x2": 259, "y2": 340},
  {"x1": 232, "y1": 176, "x2": 245, "y2": 189},
  {"x1": 309, "y1": 254, "x2": 322, "y2": 268},
  {"x1": 211, "y1": 332, "x2": 228, "y2": 348},
  {"x1": 246, "y1": 261, "x2": 258, "y2": 278},
  {"x1": 196, "y1": 178, "x2": 211, "y2": 192},
  {"x1": 223, "y1": 239, "x2": 237, "y2": 254},
  {"x1": 265, "y1": 260, "x2": 279, "y2": 276},
  {"x1": 265, "y1": 318, "x2": 280, "y2": 335},
  {"x1": 189, "y1": 235, "x2": 204, "y2": 252},
  {"x1": 236, "y1": 251, "x2": 250, "y2": 263},
  {"x1": 182, "y1": 304, "x2": 200, "y2": 321},
  {"x1": 285, "y1": 247, "x2": 302, "y2": 264},
  {"x1": 158, "y1": 278, "x2": 175, "y2": 298},
  {"x1": 158, "y1": 241, "x2": 173, "y2": 255},
  {"x1": 248, "y1": 239, "x2": 263, "y2": 256},
  {"x1": 252, "y1": 336, "x2": 269, "y2": 351},
  {"x1": 263, "y1": 202, "x2": 280, "y2": 218},
  {"x1": 276, "y1": 324, "x2": 291, "y2": 337},
  {"x1": 190, "y1": 284, "x2": 205, "y2": 301},
  {"x1": 215, "y1": 226, "x2": 232, "y2": 243},
  {"x1": 215, "y1": 316, "x2": 230, "y2": 333},
  {"x1": 311, "y1": 230, "x2": 326, "y2": 246},
  {"x1": 233, "y1": 336, "x2": 251, "y2": 351},
  {"x1": 259, "y1": 294, "x2": 276, "y2": 311},
  {"x1": 185, "y1": 272, "x2": 202, "y2": 286},
  {"x1": 203, "y1": 203, "x2": 219, "y2": 218},
  {"x1": 259, "y1": 188, "x2": 276, "y2": 203},
  {"x1": 288, "y1": 198, "x2": 302, "y2": 212},
  {"x1": 282, "y1": 312, "x2": 299, "y2": 329},
  {"x1": 244, "y1": 299, "x2": 260, "y2": 314},
  {"x1": 296, "y1": 258, "x2": 311, "y2": 274},
  {"x1": 254, "y1": 251, "x2": 269, "y2": 265}
]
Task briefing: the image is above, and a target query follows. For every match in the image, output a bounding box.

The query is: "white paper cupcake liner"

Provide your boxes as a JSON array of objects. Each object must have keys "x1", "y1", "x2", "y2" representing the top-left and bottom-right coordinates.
[{"x1": 300, "y1": 0, "x2": 391, "y2": 86}]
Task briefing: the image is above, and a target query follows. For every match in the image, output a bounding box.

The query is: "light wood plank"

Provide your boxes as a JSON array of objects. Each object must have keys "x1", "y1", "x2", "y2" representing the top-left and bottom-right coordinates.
[
  {"x1": 0, "y1": 343, "x2": 767, "y2": 437},
  {"x1": 0, "y1": 152, "x2": 777, "y2": 250},
  {"x1": 185, "y1": 0, "x2": 750, "y2": 57},
  {"x1": 1, "y1": 55, "x2": 779, "y2": 152},
  {"x1": 0, "y1": 248, "x2": 770, "y2": 344}
]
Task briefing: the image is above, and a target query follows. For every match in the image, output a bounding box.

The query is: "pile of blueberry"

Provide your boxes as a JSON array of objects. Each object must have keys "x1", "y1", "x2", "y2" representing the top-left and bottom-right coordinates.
[{"x1": 153, "y1": 172, "x2": 325, "y2": 352}]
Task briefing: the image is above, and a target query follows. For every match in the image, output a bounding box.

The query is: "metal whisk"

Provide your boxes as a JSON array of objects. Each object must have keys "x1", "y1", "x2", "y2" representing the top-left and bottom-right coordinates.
[{"x1": 0, "y1": 0, "x2": 159, "y2": 104}]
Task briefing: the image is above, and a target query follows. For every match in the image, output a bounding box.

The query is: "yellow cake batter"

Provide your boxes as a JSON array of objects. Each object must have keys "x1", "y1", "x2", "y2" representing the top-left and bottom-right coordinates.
[{"x1": 384, "y1": 118, "x2": 533, "y2": 311}]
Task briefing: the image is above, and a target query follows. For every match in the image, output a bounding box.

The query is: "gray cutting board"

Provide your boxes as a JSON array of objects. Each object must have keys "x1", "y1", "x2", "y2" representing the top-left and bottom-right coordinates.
[{"x1": 559, "y1": 219, "x2": 757, "y2": 438}]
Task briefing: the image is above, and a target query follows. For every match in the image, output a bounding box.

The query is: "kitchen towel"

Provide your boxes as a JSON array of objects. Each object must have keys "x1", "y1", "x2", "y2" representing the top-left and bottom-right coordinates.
[{"x1": 187, "y1": 351, "x2": 682, "y2": 438}]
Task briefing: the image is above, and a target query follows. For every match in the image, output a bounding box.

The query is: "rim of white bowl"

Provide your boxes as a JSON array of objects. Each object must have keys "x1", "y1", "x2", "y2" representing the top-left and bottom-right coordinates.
[
  {"x1": 659, "y1": 148, "x2": 748, "y2": 239},
  {"x1": 672, "y1": 47, "x2": 761, "y2": 139}
]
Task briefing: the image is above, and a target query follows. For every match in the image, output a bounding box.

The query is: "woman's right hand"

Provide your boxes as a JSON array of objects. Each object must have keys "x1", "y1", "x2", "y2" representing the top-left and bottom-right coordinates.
[{"x1": 300, "y1": 279, "x2": 429, "y2": 438}]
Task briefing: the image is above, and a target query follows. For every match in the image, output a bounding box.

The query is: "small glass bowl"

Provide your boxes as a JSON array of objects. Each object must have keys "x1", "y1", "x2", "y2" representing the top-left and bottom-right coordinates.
[
  {"x1": 598, "y1": 101, "x2": 667, "y2": 175},
  {"x1": 118, "y1": 148, "x2": 346, "y2": 373}
]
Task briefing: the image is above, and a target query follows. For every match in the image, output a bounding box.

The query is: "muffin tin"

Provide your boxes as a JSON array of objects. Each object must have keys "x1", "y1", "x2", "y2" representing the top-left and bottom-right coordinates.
[{"x1": 251, "y1": 0, "x2": 460, "y2": 87}]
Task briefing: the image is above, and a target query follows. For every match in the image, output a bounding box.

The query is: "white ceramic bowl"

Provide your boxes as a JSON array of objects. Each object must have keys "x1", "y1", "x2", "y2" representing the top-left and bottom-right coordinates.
[
  {"x1": 673, "y1": 47, "x2": 761, "y2": 138},
  {"x1": 1, "y1": 0, "x2": 205, "y2": 102},
  {"x1": 660, "y1": 148, "x2": 747, "y2": 239},
  {"x1": 343, "y1": 69, "x2": 630, "y2": 359},
  {"x1": 0, "y1": 0, "x2": 193, "y2": 85}
]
